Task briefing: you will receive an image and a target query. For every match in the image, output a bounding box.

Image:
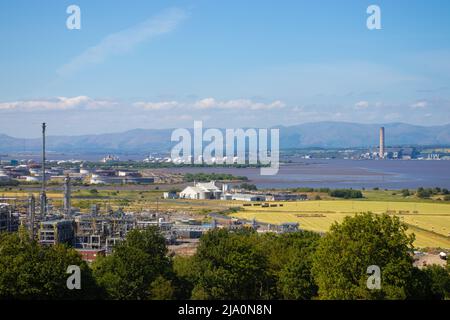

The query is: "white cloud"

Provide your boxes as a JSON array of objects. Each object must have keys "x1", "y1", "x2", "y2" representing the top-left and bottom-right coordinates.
[
  {"x1": 194, "y1": 98, "x2": 217, "y2": 109},
  {"x1": 133, "y1": 101, "x2": 180, "y2": 110},
  {"x1": 354, "y1": 100, "x2": 370, "y2": 109},
  {"x1": 194, "y1": 98, "x2": 285, "y2": 110},
  {"x1": 134, "y1": 98, "x2": 286, "y2": 111},
  {"x1": 410, "y1": 100, "x2": 428, "y2": 109},
  {"x1": 1, "y1": 96, "x2": 285, "y2": 112},
  {"x1": 57, "y1": 8, "x2": 187, "y2": 76},
  {"x1": 3, "y1": 96, "x2": 447, "y2": 134},
  {"x1": 0, "y1": 96, "x2": 116, "y2": 111}
]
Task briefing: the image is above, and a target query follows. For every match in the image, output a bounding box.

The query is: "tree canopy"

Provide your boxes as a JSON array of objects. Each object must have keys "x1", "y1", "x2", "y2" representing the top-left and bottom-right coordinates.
[
  {"x1": 311, "y1": 212, "x2": 418, "y2": 299},
  {"x1": 1, "y1": 214, "x2": 448, "y2": 300},
  {"x1": 0, "y1": 229, "x2": 100, "y2": 299},
  {"x1": 92, "y1": 227, "x2": 173, "y2": 300}
]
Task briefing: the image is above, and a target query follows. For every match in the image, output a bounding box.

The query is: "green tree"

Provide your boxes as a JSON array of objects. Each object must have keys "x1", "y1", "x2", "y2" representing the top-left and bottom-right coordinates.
[
  {"x1": 191, "y1": 229, "x2": 269, "y2": 300},
  {"x1": 238, "y1": 183, "x2": 258, "y2": 191},
  {"x1": 92, "y1": 227, "x2": 172, "y2": 300},
  {"x1": 258, "y1": 231, "x2": 320, "y2": 300},
  {"x1": 0, "y1": 231, "x2": 101, "y2": 299},
  {"x1": 329, "y1": 189, "x2": 363, "y2": 199},
  {"x1": 401, "y1": 189, "x2": 411, "y2": 197},
  {"x1": 422, "y1": 265, "x2": 450, "y2": 300},
  {"x1": 173, "y1": 256, "x2": 198, "y2": 299},
  {"x1": 416, "y1": 187, "x2": 431, "y2": 199},
  {"x1": 181, "y1": 230, "x2": 321, "y2": 300},
  {"x1": 278, "y1": 254, "x2": 318, "y2": 299},
  {"x1": 149, "y1": 276, "x2": 175, "y2": 300},
  {"x1": 311, "y1": 213, "x2": 416, "y2": 299}
]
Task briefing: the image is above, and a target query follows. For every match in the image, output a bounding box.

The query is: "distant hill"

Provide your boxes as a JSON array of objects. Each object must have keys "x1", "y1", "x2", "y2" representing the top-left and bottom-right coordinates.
[
  {"x1": 0, "y1": 122, "x2": 449, "y2": 153},
  {"x1": 277, "y1": 122, "x2": 450, "y2": 149}
]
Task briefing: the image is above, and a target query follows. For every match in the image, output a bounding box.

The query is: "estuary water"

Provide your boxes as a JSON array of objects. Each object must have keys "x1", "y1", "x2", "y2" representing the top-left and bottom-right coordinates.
[{"x1": 168, "y1": 160, "x2": 450, "y2": 190}]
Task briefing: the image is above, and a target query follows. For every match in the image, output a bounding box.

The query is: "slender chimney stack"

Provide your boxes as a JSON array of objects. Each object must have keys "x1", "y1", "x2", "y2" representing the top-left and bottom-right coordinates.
[
  {"x1": 63, "y1": 175, "x2": 71, "y2": 216},
  {"x1": 40, "y1": 123, "x2": 47, "y2": 216},
  {"x1": 379, "y1": 127, "x2": 385, "y2": 159},
  {"x1": 28, "y1": 194, "x2": 35, "y2": 239}
]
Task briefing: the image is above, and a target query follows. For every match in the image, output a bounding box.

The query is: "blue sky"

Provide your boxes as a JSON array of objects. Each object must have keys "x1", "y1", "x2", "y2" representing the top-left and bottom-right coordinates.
[{"x1": 1, "y1": 0, "x2": 450, "y2": 137}]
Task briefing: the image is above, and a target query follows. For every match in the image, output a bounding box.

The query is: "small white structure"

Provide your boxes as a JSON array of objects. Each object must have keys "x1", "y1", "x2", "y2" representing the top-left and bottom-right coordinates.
[
  {"x1": 163, "y1": 191, "x2": 178, "y2": 199},
  {"x1": 25, "y1": 176, "x2": 42, "y2": 182},
  {"x1": 90, "y1": 174, "x2": 117, "y2": 184},
  {"x1": 79, "y1": 168, "x2": 91, "y2": 175}
]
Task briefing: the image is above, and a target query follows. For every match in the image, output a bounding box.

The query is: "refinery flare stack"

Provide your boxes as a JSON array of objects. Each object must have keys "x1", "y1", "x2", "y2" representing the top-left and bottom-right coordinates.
[{"x1": 39, "y1": 122, "x2": 47, "y2": 216}]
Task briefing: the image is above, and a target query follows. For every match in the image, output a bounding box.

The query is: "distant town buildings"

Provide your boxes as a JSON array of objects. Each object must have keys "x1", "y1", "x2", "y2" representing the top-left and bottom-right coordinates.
[
  {"x1": 101, "y1": 155, "x2": 120, "y2": 163},
  {"x1": 0, "y1": 162, "x2": 156, "y2": 186}
]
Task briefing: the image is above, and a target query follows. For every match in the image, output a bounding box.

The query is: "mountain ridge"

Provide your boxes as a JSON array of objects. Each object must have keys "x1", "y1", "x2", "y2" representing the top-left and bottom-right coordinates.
[{"x1": 0, "y1": 122, "x2": 449, "y2": 153}]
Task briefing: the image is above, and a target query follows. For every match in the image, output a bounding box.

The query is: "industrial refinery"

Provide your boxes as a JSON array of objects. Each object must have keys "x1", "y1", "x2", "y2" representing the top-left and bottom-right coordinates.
[
  {"x1": 0, "y1": 123, "x2": 294, "y2": 263},
  {"x1": 0, "y1": 124, "x2": 201, "y2": 261}
]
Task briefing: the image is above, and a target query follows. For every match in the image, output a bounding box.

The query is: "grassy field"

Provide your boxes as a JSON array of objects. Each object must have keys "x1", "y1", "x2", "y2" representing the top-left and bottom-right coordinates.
[
  {"x1": 0, "y1": 189, "x2": 232, "y2": 214},
  {"x1": 231, "y1": 199, "x2": 450, "y2": 249},
  {"x1": 3, "y1": 187, "x2": 450, "y2": 248}
]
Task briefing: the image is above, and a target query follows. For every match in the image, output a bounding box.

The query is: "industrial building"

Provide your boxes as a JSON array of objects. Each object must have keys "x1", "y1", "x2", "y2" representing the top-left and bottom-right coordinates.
[
  {"x1": 179, "y1": 181, "x2": 309, "y2": 202},
  {"x1": 231, "y1": 193, "x2": 266, "y2": 201},
  {"x1": 171, "y1": 225, "x2": 210, "y2": 239},
  {"x1": 90, "y1": 171, "x2": 154, "y2": 185},
  {"x1": 75, "y1": 248, "x2": 106, "y2": 263},
  {"x1": 180, "y1": 181, "x2": 222, "y2": 199},
  {"x1": 163, "y1": 191, "x2": 178, "y2": 199},
  {"x1": 0, "y1": 203, "x2": 19, "y2": 233},
  {"x1": 279, "y1": 222, "x2": 300, "y2": 233},
  {"x1": 38, "y1": 219, "x2": 75, "y2": 246},
  {"x1": 73, "y1": 214, "x2": 136, "y2": 252},
  {"x1": 0, "y1": 173, "x2": 10, "y2": 183}
]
